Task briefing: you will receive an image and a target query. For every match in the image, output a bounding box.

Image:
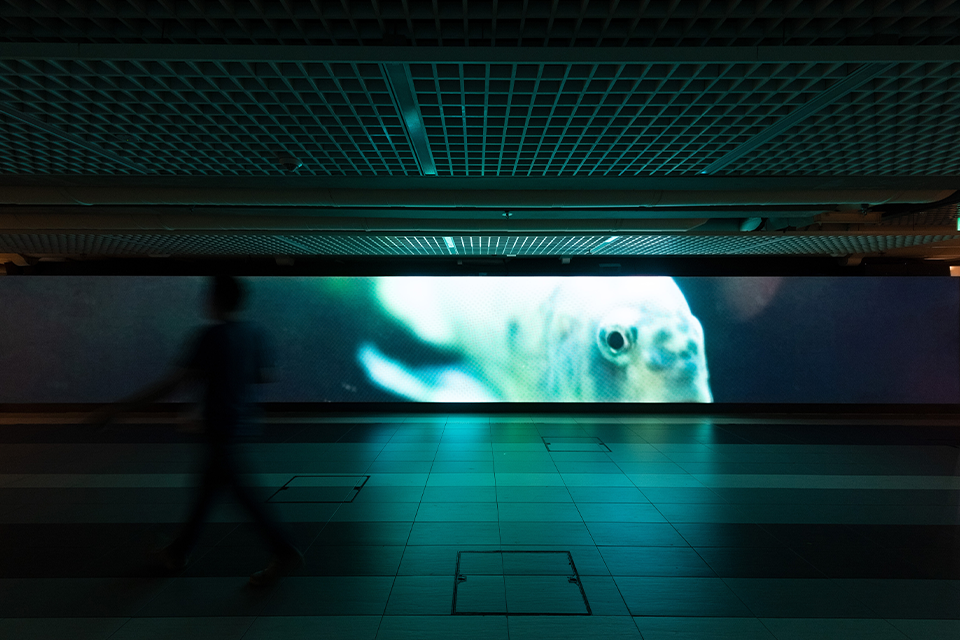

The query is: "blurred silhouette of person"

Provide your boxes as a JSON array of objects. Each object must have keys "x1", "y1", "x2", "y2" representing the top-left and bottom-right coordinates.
[{"x1": 90, "y1": 275, "x2": 302, "y2": 586}]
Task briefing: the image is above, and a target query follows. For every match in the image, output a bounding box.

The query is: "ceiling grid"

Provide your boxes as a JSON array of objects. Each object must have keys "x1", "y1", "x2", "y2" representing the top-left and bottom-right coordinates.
[
  {"x1": 0, "y1": 2, "x2": 958, "y2": 262},
  {"x1": 0, "y1": 54, "x2": 957, "y2": 177}
]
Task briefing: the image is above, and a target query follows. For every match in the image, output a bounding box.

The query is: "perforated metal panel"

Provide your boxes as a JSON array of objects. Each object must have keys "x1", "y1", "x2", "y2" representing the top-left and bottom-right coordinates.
[
  {"x1": 3, "y1": 55, "x2": 959, "y2": 178},
  {"x1": 2, "y1": 232, "x2": 956, "y2": 258},
  {"x1": 881, "y1": 203, "x2": 959, "y2": 227},
  {"x1": 733, "y1": 62, "x2": 960, "y2": 176},
  {"x1": 0, "y1": 59, "x2": 416, "y2": 176},
  {"x1": 411, "y1": 61, "x2": 860, "y2": 176},
  {"x1": 1, "y1": 1, "x2": 958, "y2": 47}
]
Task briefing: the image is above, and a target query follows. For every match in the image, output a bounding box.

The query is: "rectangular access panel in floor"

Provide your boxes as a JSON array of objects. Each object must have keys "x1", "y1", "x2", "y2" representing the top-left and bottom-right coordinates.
[
  {"x1": 453, "y1": 550, "x2": 591, "y2": 615},
  {"x1": 542, "y1": 437, "x2": 612, "y2": 452},
  {"x1": 267, "y1": 475, "x2": 369, "y2": 503}
]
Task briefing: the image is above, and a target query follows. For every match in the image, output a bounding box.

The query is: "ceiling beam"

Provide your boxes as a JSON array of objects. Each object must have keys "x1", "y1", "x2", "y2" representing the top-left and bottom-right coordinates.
[
  {"x1": 382, "y1": 63, "x2": 437, "y2": 176},
  {"x1": 700, "y1": 62, "x2": 895, "y2": 175},
  {"x1": 1, "y1": 176, "x2": 957, "y2": 192},
  {"x1": 0, "y1": 103, "x2": 147, "y2": 174},
  {"x1": 1, "y1": 44, "x2": 958, "y2": 64},
  {"x1": 0, "y1": 185, "x2": 950, "y2": 208}
]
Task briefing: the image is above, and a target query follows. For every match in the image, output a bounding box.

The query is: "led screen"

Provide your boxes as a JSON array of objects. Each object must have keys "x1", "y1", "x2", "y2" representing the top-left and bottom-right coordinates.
[{"x1": 0, "y1": 276, "x2": 956, "y2": 404}]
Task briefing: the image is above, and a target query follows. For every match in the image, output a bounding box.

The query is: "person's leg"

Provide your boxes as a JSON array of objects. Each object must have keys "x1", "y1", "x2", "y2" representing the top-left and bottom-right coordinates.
[
  {"x1": 223, "y1": 444, "x2": 298, "y2": 557},
  {"x1": 164, "y1": 449, "x2": 225, "y2": 563},
  {"x1": 222, "y1": 443, "x2": 303, "y2": 585}
]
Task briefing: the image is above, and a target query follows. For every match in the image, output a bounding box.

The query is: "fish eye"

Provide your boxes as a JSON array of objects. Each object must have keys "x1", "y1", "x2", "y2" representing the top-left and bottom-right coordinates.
[{"x1": 607, "y1": 331, "x2": 625, "y2": 350}]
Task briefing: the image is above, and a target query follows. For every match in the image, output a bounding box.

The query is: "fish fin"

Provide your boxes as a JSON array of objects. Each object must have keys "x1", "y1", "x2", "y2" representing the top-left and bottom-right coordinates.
[{"x1": 357, "y1": 343, "x2": 497, "y2": 402}]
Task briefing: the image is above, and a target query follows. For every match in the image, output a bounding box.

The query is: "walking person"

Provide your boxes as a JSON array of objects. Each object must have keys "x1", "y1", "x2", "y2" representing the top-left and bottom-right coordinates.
[{"x1": 90, "y1": 275, "x2": 302, "y2": 586}]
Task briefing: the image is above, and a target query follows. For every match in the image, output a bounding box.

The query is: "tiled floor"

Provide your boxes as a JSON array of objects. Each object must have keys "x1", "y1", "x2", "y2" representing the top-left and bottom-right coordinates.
[{"x1": 0, "y1": 413, "x2": 958, "y2": 639}]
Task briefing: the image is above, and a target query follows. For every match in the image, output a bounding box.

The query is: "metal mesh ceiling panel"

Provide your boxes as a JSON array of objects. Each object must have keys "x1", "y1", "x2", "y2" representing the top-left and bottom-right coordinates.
[
  {"x1": 2, "y1": 1, "x2": 958, "y2": 47},
  {"x1": 735, "y1": 62, "x2": 960, "y2": 176},
  {"x1": 0, "y1": 112, "x2": 134, "y2": 174},
  {"x1": 5, "y1": 56, "x2": 958, "y2": 177},
  {"x1": 411, "y1": 60, "x2": 854, "y2": 176},
  {"x1": 2, "y1": 232, "x2": 956, "y2": 258},
  {"x1": 0, "y1": 59, "x2": 416, "y2": 176},
  {"x1": 880, "y1": 203, "x2": 959, "y2": 227}
]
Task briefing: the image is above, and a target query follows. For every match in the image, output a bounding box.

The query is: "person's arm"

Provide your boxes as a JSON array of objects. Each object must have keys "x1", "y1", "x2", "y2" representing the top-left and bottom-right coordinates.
[
  {"x1": 87, "y1": 367, "x2": 195, "y2": 426},
  {"x1": 88, "y1": 329, "x2": 207, "y2": 427}
]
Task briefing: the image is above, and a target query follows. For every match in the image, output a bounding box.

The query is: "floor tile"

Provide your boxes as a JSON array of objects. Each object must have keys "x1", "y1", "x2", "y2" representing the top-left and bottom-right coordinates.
[
  {"x1": 494, "y1": 473, "x2": 566, "y2": 486},
  {"x1": 429, "y1": 460, "x2": 494, "y2": 474},
  {"x1": 577, "y1": 575, "x2": 632, "y2": 615},
  {"x1": 0, "y1": 617, "x2": 128, "y2": 640},
  {"x1": 499, "y1": 522, "x2": 594, "y2": 545},
  {"x1": 672, "y1": 523, "x2": 784, "y2": 547},
  {"x1": 108, "y1": 617, "x2": 254, "y2": 640},
  {"x1": 420, "y1": 486, "x2": 496, "y2": 502},
  {"x1": 696, "y1": 546, "x2": 824, "y2": 578},
  {"x1": 599, "y1": 546, "x2": 715, "y2": 576},
  {"x1": 133, "y1": 577, "x2": 274, "y2": 617},
  {"x1": 329, "y1": 502, "x2": 420, "y2": 522},
  {"x1": 723, "y1": 578, "x2": 879, "y2": 618},
  {"x1": 299, "y1": 545, "x2": 405, "y2": 576},
  {"x1": 415, "y1": 502, "x2": 499, "y2": 522},
  {"x1": 576, "y1": 502, "x2": 667, "y2": 523},
  {"x1": 398, "y1": 545, "x2": 498, "y2": 576},
  {"x1": 496, "y1": 486, "x2": 573, "y2": 502},
  {"x1": 384, "y1": 575, "x2": 456, "y2": 614},
  {"x1": 242, "y1": 616, "x2": 380, "y2": 640},
  {"x1": 454, "y1": 574, "x2": 507, "y2": 613},
  {"x1": 759, "y1": 618, "x2": 909, "y2": 640},
  {"x1": 408, "y1": 522, "x2": 501, "y2": 546},
  {"x1": 0, "y1": 577, "x2": 169, "y2": 618},
  {"x1": 840, "y1": 579, "x2": 960, "y2": 619},
  {"x1": 615, "y1": 577, "x2": 752, "y2": 617},
  {"x1": 887, "y1": 619, "x2": 960, "y2": 640},
  {"x1": 499, "y1": 545, "x2": 610, "y2": 576},
  {"x1": 641, "y1": 487, "x2": 728, "y2": 504},
  {"x1": 497, "y1": 502, "x2": 582, "y2": 522},
  {"x1": 351, "y1": 486, "x2": 425, "y2": 503},
  {"x1": 504, "y1": 575, "x2": 589, "y2": 614},
  {"x1": 375, "y1": 615, "x2": 509, "y2": 640},
  {"x1": 585, "y1": 522, "x2": 690, "y2": 547},
  {"x1": 654, "y1": 502, "x2": 751, "y2": 524},
  {"x1": 633, "y1": 617, "x2": 776, "y2": 640},
  {"x1": 562, "y1": 473, "x2": 635, "y2": 487},
  {"x1": 567, "y1": 486, "x2": 648, "y2": 503},
  {"x1": 425, "y1": 473, "x2": 495, "y2": 487},
  {"x1": 259, "y1": 576, "x2": 395, "y2": 616},
  {"x1": 313, "y1": 522, "x2": 413, "y2": 546},
  {"x1": 508, "y1": 616, "x2": 641, "y2": 640}
]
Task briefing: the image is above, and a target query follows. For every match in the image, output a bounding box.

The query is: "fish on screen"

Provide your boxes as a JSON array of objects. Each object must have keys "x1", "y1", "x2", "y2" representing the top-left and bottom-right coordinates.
[{"x1": 358, "y1": 276, "x2": 712, "y2": 403}]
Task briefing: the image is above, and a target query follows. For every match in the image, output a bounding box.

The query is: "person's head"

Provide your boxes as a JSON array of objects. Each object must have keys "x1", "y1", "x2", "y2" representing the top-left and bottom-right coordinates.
[{"x1": 208, "y1": 275, "x2": 245, "y2": 320}]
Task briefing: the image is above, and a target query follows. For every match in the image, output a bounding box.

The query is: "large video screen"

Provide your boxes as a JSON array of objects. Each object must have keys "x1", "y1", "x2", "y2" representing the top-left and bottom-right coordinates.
[{"x1": 0, "y1": 276, "x2": 956, "y2": 404}]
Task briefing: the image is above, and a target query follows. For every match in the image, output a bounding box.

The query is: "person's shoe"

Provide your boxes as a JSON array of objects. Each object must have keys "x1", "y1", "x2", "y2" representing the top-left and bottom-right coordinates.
[
  {"x1": 154, "y1": 545, "x2": 189, "y2": 573},
  {"x1": 249, "y1": 548, "x2": 304, "y2": 587}
]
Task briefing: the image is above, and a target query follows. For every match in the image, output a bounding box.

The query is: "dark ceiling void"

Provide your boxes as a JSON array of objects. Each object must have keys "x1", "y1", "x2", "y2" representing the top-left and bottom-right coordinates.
[{"x1": 1, "y1": 1, "x2": 959, "y2": 47}]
